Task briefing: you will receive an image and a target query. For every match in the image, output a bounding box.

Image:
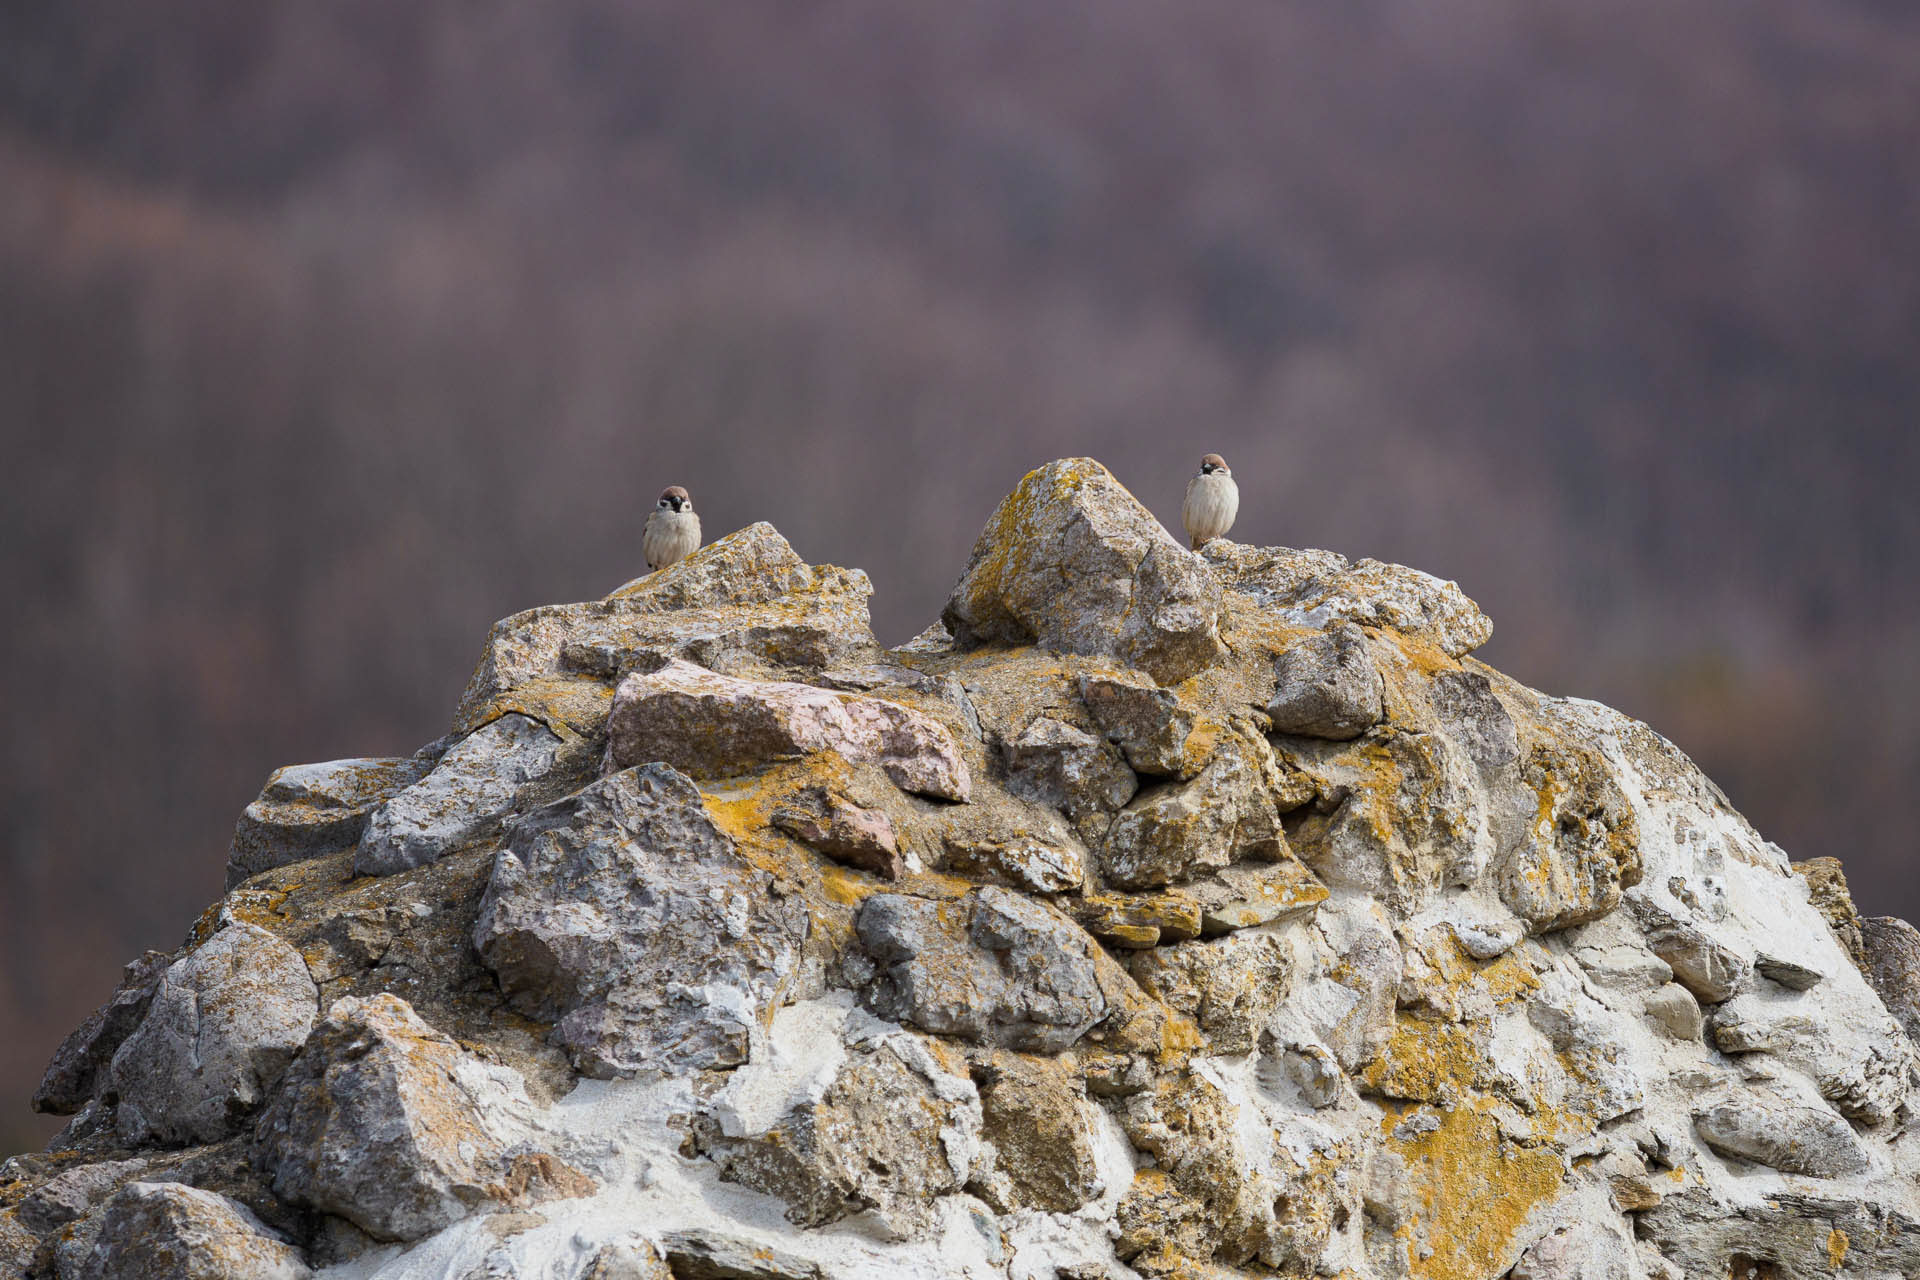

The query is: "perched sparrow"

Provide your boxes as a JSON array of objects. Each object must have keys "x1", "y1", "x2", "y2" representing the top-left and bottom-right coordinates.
[
  {"x1": 642, "y1": 485, "x2": 701, "y2": 571},
  {"x1": 1182, "y1": 454, "x2": 1239, "y2": 550}
]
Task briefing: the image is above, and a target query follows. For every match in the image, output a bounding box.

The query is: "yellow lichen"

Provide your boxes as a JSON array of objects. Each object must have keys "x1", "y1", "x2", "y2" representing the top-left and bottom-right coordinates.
[{"x1": 1381, "y1": 1101, "x2": 1569, "y2": 1280}]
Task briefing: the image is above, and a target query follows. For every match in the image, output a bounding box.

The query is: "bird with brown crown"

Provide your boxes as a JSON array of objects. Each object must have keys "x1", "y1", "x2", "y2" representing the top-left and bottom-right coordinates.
[
  {"x1": 1182, "y1": 454, "x2": 1239, "y2": 550},
  {"x1": 643, "y1": 485, "x2": 701, "y2": 571}
]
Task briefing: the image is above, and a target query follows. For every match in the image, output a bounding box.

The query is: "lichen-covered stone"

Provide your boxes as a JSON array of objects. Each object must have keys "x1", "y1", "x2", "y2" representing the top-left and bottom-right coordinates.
[
  {"x1": 1078, "y1": 672, "x2": 1195, "y2": 776},
  {"x1": 1266, "y1": 623, "x2": 1385, "y2": 740},
  {"x1": 1861, "y1": 914, "x2": 1920, "y2": 1043},
  {"x1": 1203, "y1": 541, "x2": 1494, "y2": 657},
  {"x1": 604, "y1": 657, "x2": 969, "y2": 801},
  {"x1": 109, "y1": 923, "x2": 318, "y2": 1146},
  {"x1": 228, "y1": 755, "x2": 434, "y2": 887},
  {"x1": 256, "y1": 994, "x2": 577, "y2": 1242},
  {"x1": 1001, "y1": 716, "x2": 1137, "y2": 822},
  {"x1": 70, "y1": 1182, "x2": 311, "y2": 1280},
  {"x1": 772, "y1": 787, "x2": 902, "y2": 880},
  {"x1": 943, "y1": 458, "x2": 1224, "y2": 684},
  {"x1": 855, "y1": 887, "x2": 1126, "y2": 1053},
  {"x1": 474, "y1": 765, "x2": 808, "y2": 1078},
  {"x1": 1693, "y1": 1091, "x2": 1869, "y2": 1177},
  {"x1": 972, "y1": 1057, "x2": 1103, "y2": 1214},
  {"x1": 1101, "y1": 730, "x2": 1282, "y2": 891}
]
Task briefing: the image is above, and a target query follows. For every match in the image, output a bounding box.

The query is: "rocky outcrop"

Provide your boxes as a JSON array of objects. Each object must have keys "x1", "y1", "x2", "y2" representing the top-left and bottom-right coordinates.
[{"x1": 16, "y1": 457, "x2": 1920, "y2": 1280}]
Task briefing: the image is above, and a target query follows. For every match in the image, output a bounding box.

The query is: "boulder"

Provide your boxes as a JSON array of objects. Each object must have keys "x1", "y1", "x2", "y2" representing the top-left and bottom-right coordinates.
[
  {"x1": 772, "y1": 788, "x2": 902, "y2": 880},
  {"x1": 16, "y1": 1158, "x2": 149, "y2": 1235},
  {"x1": 34, "y1": 950, "x2": 170, "y2": 1115},
  {"x1": 942, "y1": 458, "x2": 1224, "y2": 684},
  {"x1": 699, "y1": 1035, "x2": 979, "y2": 1235},
  {"x1": 474, "y1": 765, "x2": 809, "y2": 1078},
  {"x1": 355, "y1": 713, "x2": 562, "y2": 876},
  {"x1": 1002, "y1": 716, "x2": 1137, "y2": 821},
  {"x1": 604, "y1": 658, "x2": 969, "y2": 801},
  {"x1": 1101, "y1": 732, "x2": 1282, "y2": 891},
  {"x1": 1861, "y1": 915, "x2": 1920, "y2": 1043},
  {"x1": 456, "y1": 523, "x2": 879, "y2": 726},
  {"x1": 69, "y1": 1182, "x2": 310, "y2": 1280},
  {"x1": 1078, "y1": 673, "x2": 1196, "y2": 776},
  {"x1": 1632, "y1": 904, "x2": 1751, "y2": 1004},
  {"x1": 227, "y1": 755, "x2": 434, "y2": 888},
  {"x1": 1495, "y1": 732, "x2": 1641, "y2": 933},
  {"x1": 1265, "y1": 624, "x2": 1384, "y2": 740},
  {"x1": 255, "y1": 993, "x2": 562, "y2": 1243},
  {"x1": 1692, "y1": 1091, "x2": 1869, "y2": 1177},
  {"x1": 1202, "y1": 542, "x2": 1493, "y2": 657},
  {"x1": 109, "y1": 923, "x2": 318, "y2": 1146},
  {"x1": 856, "y1": 887, "x2": 1124, "y2": 1053}
]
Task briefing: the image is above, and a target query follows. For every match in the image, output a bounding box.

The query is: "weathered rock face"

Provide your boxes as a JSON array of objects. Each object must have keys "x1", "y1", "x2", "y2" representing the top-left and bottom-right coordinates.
[
  {"x1": 473, "y1": 764, "x2": 810, "y2": 1079},
  {"x1": 18, "y1": 458, "x2": 1920, "y2": 1280}
]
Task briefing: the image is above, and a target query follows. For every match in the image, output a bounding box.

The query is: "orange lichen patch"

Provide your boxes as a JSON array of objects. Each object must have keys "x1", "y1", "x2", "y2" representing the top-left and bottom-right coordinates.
[
  {"x1": 1360, "y1": 1019, "x2": 1499, "y2": 1105},
  {"x1": 1381, "y1": 1100, "x2": 1570, "y2": 1280},
  {"x1": 456, "y1": 673, "x2": 614, "y2": 740},
  {"x1": 1421, "y1": 932, "x2": 1541, "y2": 1009},
  {"x1": 1827, "y1": 1227, "x2": 1849, "y2": 1271}
]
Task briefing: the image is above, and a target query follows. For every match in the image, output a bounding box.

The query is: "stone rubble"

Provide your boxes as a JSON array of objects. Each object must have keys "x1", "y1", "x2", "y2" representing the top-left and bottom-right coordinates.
[{"x1": 12, "y1": 456, "x2": 1920, "y2": 1280}]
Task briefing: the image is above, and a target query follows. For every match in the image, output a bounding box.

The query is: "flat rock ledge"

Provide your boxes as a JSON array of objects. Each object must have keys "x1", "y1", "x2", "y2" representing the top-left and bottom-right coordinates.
[{"x1": 13, "y1": 457, "x2": 1920, "y2": 1280}]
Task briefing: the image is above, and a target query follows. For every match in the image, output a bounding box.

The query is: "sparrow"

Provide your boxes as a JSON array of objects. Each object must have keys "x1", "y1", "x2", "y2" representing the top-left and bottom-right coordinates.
[
  {"x1": 1182, "y1": 454, "x2": 1239, "y2": 550},
  {"x1": 642, "y1": 485, "x2": 701, "y2": 571}
]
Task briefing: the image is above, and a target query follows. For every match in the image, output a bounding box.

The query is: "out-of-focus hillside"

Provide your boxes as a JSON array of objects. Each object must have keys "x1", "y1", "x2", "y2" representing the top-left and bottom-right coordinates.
[{"x1": 3, "y1": 0, "x2": 1918, "y2": 1154}]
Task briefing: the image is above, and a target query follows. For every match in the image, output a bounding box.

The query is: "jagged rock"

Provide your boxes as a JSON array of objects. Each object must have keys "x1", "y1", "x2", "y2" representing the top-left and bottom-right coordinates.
[
  {"x1": 355, "y1": 714, "x2": 562, "y2": 876},
  {"x1": 1633, "y1": 903, "x2": 1752, "y2": 1004},
  {"x1": 942, "y1": 458, "x2": 1224, "y2": 684},
  {"x1": 1639, "y1": 1189, "x2": 1920, "y2": 1280},
  {"x1": 1070, "y1": 892, "x2": 1203, "y2": 949},
  {"x1": 1495, "y1": 731, "x2": 1642, "y2": 932},
  {"x1": 1126, "y1": 931, "x2": 1291, "y2": 1054},
  {"x1": 972, "y1": 1057, "x2": 1103, "y2": 1214},
  {"x1": 1101, "y1": 731, "x2": 1282, "y2": 890},
  {"x1": 1693, "y1": 1091, "x2": 1869, "y2": 1177},
  {"x1": 656, "y1": 1230, "x2": 825, "y2": 1280},
  {"x1": 1642, "y1": 984, "x2": 1704, "y2": 1041},
  {"x1": 228, "y1": 755, "x2": 436, "y2": 888},
  {"x1": 456, "y1": 523, "x2": 879, "y2": 727},
  {"x1": 604, "y1": 657, "x2": 969, "y2": 801},
  {"x1": 772, "y1": 787, "x2": 901, "y2": 880},
  {"x1": 16, "y1": 1158, "x2": 148, "y2": 1235},
  {"x1": 1078, "y1": 673, "x2": 1195, "y2": 776},
  {"x1": 109, "y1": 923, "x2": 318, "y2": 1146},
  {"x1": 1509, "y1": 1219, "x2": 1639, "y2": 1280},
  {"x1": 1265, "y1": 623, "x2": 1384, "y2": 740},
  {"x1": 582, "y1": 1240, "x2": 672, "y2": 1280},
  {"x1": 1186, "y1": 856, "x2": 1329, "y2": 934},
  {"x1": 1755, "y1": 953, "x2": 1825, "y2": 990},
  {"x1": 1202, "y1": 542, "x2": 1493, "y2": 657},
  {"x1": 855, "y1": 887, "x2": 1125, "y2": 1053},
  {"x1": 698, "y1": 1034, "x2": 979, "y2": 1234},
  {"x1": 1861, "y1": 914, "x2": 1920, "y2": 1043},
  {"x1": 475, "y1": 765, "x2": 808, "y2": 1078},
  {"x1": 256, "y1": 993, "x2": 571, "y2": 1243},
  {"x1": 1002, "y1": 716, "x2": 1137, "y2": 821},
  {"x1": 69, "y1": 1182, "x2": 311, "y2": 1280},
  {"x1": 34, "y1": 950, "x2": 170, "y2": 1115},
  {"x1": 0, "y1": 1214, "x2": 34, "y2": 1276}
]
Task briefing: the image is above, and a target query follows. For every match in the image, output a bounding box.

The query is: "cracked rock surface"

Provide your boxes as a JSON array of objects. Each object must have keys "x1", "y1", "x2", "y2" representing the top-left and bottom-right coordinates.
[{"x1": 12, "y1": 457, "x2": 1920, "y2": 1280}]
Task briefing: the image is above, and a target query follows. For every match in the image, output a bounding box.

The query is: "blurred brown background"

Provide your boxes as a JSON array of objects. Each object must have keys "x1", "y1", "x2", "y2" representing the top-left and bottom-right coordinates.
[{"x1": 3, "y1": 1, "x2": 1917, "y2": 1155}]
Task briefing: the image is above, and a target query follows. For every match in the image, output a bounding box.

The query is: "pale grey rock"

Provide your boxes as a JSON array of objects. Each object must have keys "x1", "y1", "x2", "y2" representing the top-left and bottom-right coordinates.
[
  {"x1": 1692, "y1": 1091, "x2": 1869, "y2": 1177},
  {"x1": 1642, "y1": 984, "x2": 1704, "y2": 1041},
  {"x1": 456, "y1": 523, "x2": 879, "y2": 725},
  {"x1": 34, "y1": 950, "x2": 170, "y2": 1115},
  {"x1": 699, "y1": 1036, "x2": 979, "y2": 1235},
  {"x1": 0, "y1": 1213, "x2": 34, "y2": 1276},
  {"x1": 1265, "y1": 623, "x2": 1384, "y2": 740},
  {"x1": 1423, "y1": 668, "x2": 1520, "y2": 772},
  {"x1": 256, "y1": 994, "x2": 546, "y2": 1243},
  {"x1": 71, "y1": 1182, "x2": 310, "y2": 1280},
  {"x1": 1861, "y1": 914, "x2": 1920, "y2": 1043},
  {"x1": 1639, "y1": 1189, "x2": 1920, "y2": 1279},
  {"x1": 1101, "y1": 732, "x2": 1282, "y2": 891},
  {"x1": 942, "y1": 458, "x2": 1225, "y2": 684},
  {"x1": 1078, "y1": 672, "x2": 1195, "y2": 776},
  {"x1": 16, "y1": 1158, "x2": 148, "y2": 1235},
  {"x1": 474, "y1": 765, "x2": 808, "y2": 1078},
  {"x1": 109, "y1": 923, "x2": 318, "y2": 1146},
  {"x1": 856, "y1": 887, "x2": 1121, "y2": 1053},
  {"x1": 1509, "y1": 1218, "x2": 1639, "y2": 1280},
  {"x1": 1632, "y1": 902, "x2": 1751, "y2": 1004},
  {"x1": 1202, "y1": 542, "x2": 1493, "y2": 657},
  {"x1": 936, "y1": 797, "x2": 1088, "y2": 894},
  {"x1": 604, "y1": 658, "x2": 969, "y2": 801},
  {"x1": 1272, "y1": 1040, "x2": 1345, "y2": 1109},
  {"x1": 356, "y1": 714, "x2": 562, "y2": 876},
  {"x1": 657, "y1": 1229, "x2": 825, "y2": 1280},
  {"x1": 1002, "y1": 716, "x2": 1138, "y2": 821},
  {"x1": 1495, "y1": 725, "x2": 1642, "y2": 933},
  {"x1": 228, "y1": 755, "x2": 433, "y2": 888}
]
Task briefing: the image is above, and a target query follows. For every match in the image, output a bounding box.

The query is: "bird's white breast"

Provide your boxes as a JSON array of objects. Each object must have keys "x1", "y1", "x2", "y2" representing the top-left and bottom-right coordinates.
[
  {"x1": 1183, "y1": 472, "x2": 1239, "y2": 546},
  {"x1": 643, "y1": 509, "x2": 702, "y2": 570}
]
